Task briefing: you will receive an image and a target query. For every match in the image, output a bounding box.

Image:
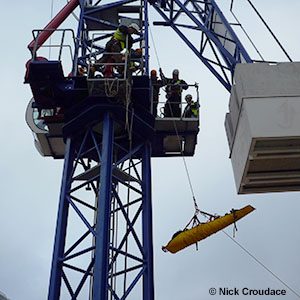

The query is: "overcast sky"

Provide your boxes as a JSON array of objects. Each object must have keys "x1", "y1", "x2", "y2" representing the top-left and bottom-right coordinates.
[{"x1": 0, "y1": 0, "x2": 300, "y2": 299}]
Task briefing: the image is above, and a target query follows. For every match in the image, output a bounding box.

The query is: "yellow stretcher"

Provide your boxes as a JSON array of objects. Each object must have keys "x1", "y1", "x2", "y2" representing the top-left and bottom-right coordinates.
[{"x1": 162, "y1": 205, "x2": 255, "y2": 254}]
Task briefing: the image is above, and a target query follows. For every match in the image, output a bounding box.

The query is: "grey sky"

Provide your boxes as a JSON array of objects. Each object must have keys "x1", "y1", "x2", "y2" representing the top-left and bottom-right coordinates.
[{"x1": 0, "y1": 0, "x2": 300, "y2": 299}]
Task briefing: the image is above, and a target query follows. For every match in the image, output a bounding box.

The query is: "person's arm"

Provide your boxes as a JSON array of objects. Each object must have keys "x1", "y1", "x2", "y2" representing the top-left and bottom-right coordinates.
[
  {"x1": 182, "y1": 105, "x2": 188, "y2": 117},
  {"x1": 180, "y1": 79, "x2": 188, "y2": 90},
  {"x1": 159, "y1": 68, "x2": 169, "y2": 86}
]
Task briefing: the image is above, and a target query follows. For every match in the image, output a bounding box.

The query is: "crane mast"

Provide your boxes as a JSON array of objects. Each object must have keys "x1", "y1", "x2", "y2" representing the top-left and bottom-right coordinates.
[
  {"x1": 25, "y1": 0, "x2": 251, "y2": 298},
  {"x1": 25, "y1": 0, "x2": 300, "y2": 299},
  {"x1": 27, "y1": 0, "x2": 155, "y2": 298}
]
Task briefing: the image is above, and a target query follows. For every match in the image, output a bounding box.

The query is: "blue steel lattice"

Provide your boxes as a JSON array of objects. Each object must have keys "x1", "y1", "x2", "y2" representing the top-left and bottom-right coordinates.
[
  {"x1": 25, "y1": 1, "x2": 256, "y2": 299},
  {"x1": 150, "y1": 0, "x2": 253, "y2": 90},
  {"x1": 48, "y1": 113, "x2": 154, "y2": 299},
  {"x1": 73, "y1": 0, "x2": 150, "y2": 75}
]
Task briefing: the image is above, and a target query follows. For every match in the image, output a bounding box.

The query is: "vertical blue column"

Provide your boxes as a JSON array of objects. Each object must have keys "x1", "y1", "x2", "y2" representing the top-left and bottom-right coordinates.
[
  {"x1": 92, "y1": 113, "x2": 114, "y2": 300},
  {"x1": 48, "y1": 138, "x2": 75, "y2": 300},
  {"x1": 142, "y1": 142, "x2": 154, "y2": 300}
]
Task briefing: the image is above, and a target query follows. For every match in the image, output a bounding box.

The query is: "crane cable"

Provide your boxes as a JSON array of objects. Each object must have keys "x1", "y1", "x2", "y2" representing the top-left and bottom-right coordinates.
[
  {"x1": 229, "y1": 1, "x2": 264, "y2": 61},
  {"x1": 149, "y1": 21, "x2": 200, "y2": 212},
  {"x1": 169, "y1": 98, "x2": 300, "y2": 298},
  {"x1": 149, "y1": 21, "x2": 200, "y2": 214},
  {"x1": 165, "y1": 94, "x2": 200, "y2": 215},
  {"x1": 222, "y1": 230, "x2": 300, "y2": 299},
  {"x1": 149, "y1": 23, "x2": 162, "y2": 69},
  {"x1": 149, "y1": 16, "x2": 299, "y2": 299},
  {"x1": 246, "y1": 0, "x2": 293, "y2": 62},
  {"x1": 230, "y1": 0, "x2": 293, "y2": 62}
]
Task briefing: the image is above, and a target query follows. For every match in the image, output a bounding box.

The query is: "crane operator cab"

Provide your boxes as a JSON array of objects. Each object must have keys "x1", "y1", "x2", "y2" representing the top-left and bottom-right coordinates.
[{"x1": 24, "y1": 2, "x2": 200, "y2": 159}]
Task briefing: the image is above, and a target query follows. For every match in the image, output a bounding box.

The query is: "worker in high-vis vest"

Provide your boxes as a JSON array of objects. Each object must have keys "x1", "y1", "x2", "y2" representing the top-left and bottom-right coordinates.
[
  {"x1": 182, "y1": 94, "x2": 199, "y2": 118},
  {"x1": 161, "y1": 68, "x2": 188, "y2": 117},
  {"x1": 97, "y1": 23, "x2": 140, "y2": 77},
  {"x1": 109, "y1": 23, "x2": 139, "y2": 51}
]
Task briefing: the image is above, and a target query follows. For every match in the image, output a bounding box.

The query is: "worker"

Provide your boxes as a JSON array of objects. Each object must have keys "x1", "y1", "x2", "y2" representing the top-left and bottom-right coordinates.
[
  {"x1": 182, "y1": 94, "x2": 199, "y2": 118},
  {"x1": 160, "y1": 68, "x2": 188, "y2": 117},
  {"x1": 150, "y1": 69, "x2": 163, "y2": 116},
  {"x1": 128, "y1": 48, "x2": 143, "y2": 73},
  {"x1": 98, "y1": 23, "x2": 140, "y2": 77}
]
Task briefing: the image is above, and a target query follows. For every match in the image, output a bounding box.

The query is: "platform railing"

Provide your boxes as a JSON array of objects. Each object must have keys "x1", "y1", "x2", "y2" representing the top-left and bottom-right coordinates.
[
  {"x1": 30, "y1": 28, "x2": 76, "y2": 73},
  {"x1": 151, "y1": 83, "x2": 200, "y2": 120},
  {"x1": 86, "y1": 33, "x2": 135, "y2": 99}
]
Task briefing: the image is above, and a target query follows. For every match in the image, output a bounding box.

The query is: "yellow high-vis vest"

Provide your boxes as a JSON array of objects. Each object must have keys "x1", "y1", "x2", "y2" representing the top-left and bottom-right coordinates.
[{"x1": 113, "y1": 29, "x2": 126, "y2": 49}]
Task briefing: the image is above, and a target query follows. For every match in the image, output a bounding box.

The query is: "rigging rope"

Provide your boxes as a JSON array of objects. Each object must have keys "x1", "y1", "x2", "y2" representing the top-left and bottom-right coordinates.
[
  {"x1": 231, "y1": 0, "x2": 293, "y2": 62},
  {"x1": 168, "y1": 98, "x2": 200, "y2": 213},
  {"x1": 246, "y1": 0, "x2": 293, "y2": 62},
  {"x1": 149, "y1": 18, "x2": 200, "y2": 212},
  {"x1": 168, "y1": 93, "x2": 299, "y2": 296},
  {"x1": 149, "y1": 23, "x2": 161, "y2": 69},
  {"x1": 197, "y1": 209, "x2": 300, "y2": 299},
  {"x1": 149, "y1": 10, "x2": 297, "y2": 296},
  {"x1": 222, "y1": 230, "x2": 300, "y2": 299},
  {"x1": 123, "y1": 118, "x2": 134, "y2": 294},
  {"x1": 229, "y1": 4, "x2": 264, "y2": 61}
]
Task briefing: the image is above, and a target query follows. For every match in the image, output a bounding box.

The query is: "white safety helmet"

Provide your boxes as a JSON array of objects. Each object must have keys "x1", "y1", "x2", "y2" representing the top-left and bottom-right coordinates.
[
  {"x1": 185, "y1": 94, "x2": 192, "y2": 102},
  {"x1": 172, "y1": 69, "x2": 179, "y2": 76},
  {"x1": 129, "y1": 23, "x2": 140, "y2": 33}
]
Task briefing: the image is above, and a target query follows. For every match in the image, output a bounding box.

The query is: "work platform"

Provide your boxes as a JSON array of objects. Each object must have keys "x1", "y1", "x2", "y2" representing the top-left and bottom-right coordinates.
[
  {"x1": 26, "y1": 101, "x2": 199, "y2": 158},
  {"x1": 25, "y1": 60, "x2": 199, "y2": 159},
  {"x1": 225, "y1": 62, "x2": 300, "y2": 194}
]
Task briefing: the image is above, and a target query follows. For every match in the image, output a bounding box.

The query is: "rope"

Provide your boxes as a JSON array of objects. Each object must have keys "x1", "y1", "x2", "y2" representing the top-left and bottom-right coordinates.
[
  {"x1": 164, "y1": 81, "x2": 200, "y2": 213},
  {"x1": 123, "y1": 46, "x2": 133, "y2": 291},
  {"x1": 162, "y1": 87, "x2": 298, "y2": 298},
  {"x1": 167, "y1": 95, "x2": 200, "y2": 214},
  {"x1": 231, "y1": 209, "x2": 238, "y2": 238},
  {"x1": 229, "y1": 2, "x2": 264, "y2": 61},
  {"x1": 222, "y1": 230, "x2": 300, "y2": 299},
  {"x1": 123, "y1": 160, "x2": 131, "y2": 294},
  {"x1": 200, "y1": 210, "x2": 300, "y2": 299},
  {"x1": 104, "y1": 78, "x2": 119, "y2": 97},
  {"x1": 149, "y1": 23, "x2": 161, "y2": 69},
  {"x1": 110, "y1": 192, "x2": 118, "y2": 300},
  {"x1": 124, "y1": 79, "x2": 132, "y2": 139},
  {"x1": 123, "y1": 111, "x2": 134, "y2": 294},
  {"x1": 246, "y1": 0, "x2": 293, "y2": 62}
]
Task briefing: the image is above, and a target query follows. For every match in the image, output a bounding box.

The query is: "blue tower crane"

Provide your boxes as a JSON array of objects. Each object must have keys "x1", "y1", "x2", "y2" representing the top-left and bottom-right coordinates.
[{"x1": 24, "y1": 0, "x2": 263, "y2": 299}]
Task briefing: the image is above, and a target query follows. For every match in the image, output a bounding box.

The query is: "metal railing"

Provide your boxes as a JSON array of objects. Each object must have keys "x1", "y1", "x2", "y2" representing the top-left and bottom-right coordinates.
[
  {"x1": 86, "y1": 33, "x2": 134, "y2": 98},
  {"x1": 30, "y1": 28, "x2": 76, "y2": 72},
  {"x1": 151, "y1": 83, "x2": 200, "y2": 119}
]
